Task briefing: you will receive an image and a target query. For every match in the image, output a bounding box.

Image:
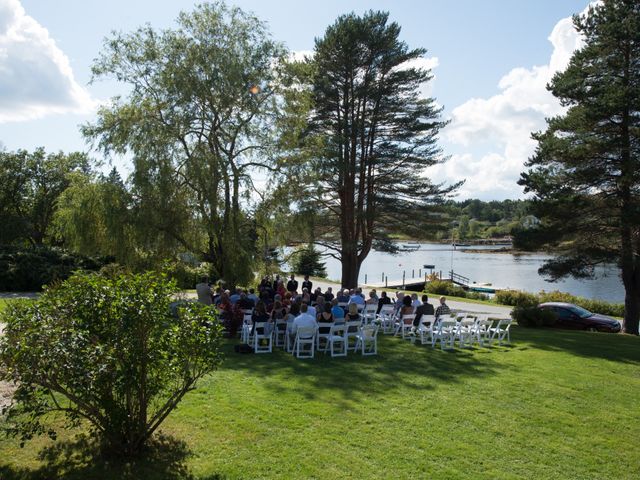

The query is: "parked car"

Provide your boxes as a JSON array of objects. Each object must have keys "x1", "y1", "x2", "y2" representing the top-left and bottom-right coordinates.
[{"x1": 537, "y1": 302, "x2": 621, "y2": 333}]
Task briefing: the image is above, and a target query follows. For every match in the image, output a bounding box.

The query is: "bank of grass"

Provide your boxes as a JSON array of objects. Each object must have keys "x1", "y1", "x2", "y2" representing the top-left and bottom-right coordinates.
[{"x1": 1, "y1": 327, "x2": 639, "y2": 479}]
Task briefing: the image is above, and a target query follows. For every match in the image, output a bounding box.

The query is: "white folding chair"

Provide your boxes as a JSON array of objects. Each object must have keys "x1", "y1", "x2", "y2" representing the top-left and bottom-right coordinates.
[
  {"x1": 362, "y1": 304, "x2": 378, "y2": 325},
  {"x1": 253, "y1": 321, "x2": 273, "y2": 353},
  {"x1": 273, "y1": 319, "x2": 288, "y2": 348},
  {"x1": 454, "y1": 317, "x2": 476, "y2": 348},
  {"x1": 489, "y1": 319, "x2": 512, "y2": 346},
  {"x1": 355, "y1": 324, "x2": 379, "y2": 355},
  {"x1": 292, "y1": 325, "x2": 317, "y2": 358},
  {"x1": 327, "y1": 324, "x2": 347, "y2": 357},
  {"x1": 285, "y1": 318, "x2": 295, "y2": 352},
  {"x1": 473, "y1": 315, "x2": 493, "y2": 347},
  {"x1": 345, "y1": 320, "x2": 361, "y2": 351},
  {"x1": 432, "y1": 319, "x2": 456, "y2": 350},
  {"x1": 417, "y1": 315, "x2": 435, "y2": 345},
  {"x1": 377, "y1": 305, "x2": 396, "y2": 334},
  {"x1": 316, "y1": 322, "x2": 334, "y2": 352},
  {"x1": 241, "y1": 313, "x2": 253, "y2": 343},
  {"x1": 397, "y1": 314, "x2": 415, "y2": 339}
]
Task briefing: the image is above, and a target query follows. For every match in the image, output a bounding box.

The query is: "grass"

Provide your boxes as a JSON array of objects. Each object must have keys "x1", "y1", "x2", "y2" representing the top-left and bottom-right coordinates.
[{"x1": 1, "y1": 327, "x2": 639, "y2": 479}]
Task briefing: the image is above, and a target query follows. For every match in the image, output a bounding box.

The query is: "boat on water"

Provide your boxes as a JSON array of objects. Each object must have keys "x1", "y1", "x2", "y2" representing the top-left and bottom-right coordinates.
[
  {"x1": 398, "y1": 243, "x2": 420, "y2": 251},
  {"x1": 452, "y1": 243, "x2": 471, "y2": 247}
]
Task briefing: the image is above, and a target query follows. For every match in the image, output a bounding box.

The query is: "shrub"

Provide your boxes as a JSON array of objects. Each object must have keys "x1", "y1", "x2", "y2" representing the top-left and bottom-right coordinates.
[
  {"x1": 0, "y1": 271, "x2": 223, "y2": 456},
  {"x1": 0, "y1": 245, "x2": 110, "y2": 291},
  {"x1": 512, "y1": 306, "x2": 558, "y2": 327},
  {"x1": 494, "y1": 289, "x2": 539, "y2": 308},
  {"x1": 425, "y1": 280, "x2": 489, "y2": 301},
  {"x1": 163, "y1": 260, "x2": 212, "y2": 289}
]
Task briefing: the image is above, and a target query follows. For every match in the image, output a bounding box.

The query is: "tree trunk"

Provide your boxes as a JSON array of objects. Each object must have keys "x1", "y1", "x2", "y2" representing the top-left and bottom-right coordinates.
[
  {"x1": 621, "y1": 259, "x2": 640, "y2": 335},
  {"x1": 341, "y1": 247, "x2": 359, "y2": 289}
]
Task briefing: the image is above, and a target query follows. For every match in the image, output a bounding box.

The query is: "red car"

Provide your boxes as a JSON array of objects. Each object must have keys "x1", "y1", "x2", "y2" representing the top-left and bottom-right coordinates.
[{"x1": 538, "y1": 302, "x2": 621, "y2": 333}]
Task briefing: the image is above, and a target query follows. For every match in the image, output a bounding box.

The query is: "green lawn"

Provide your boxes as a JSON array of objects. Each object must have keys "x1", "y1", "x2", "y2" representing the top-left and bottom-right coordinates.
[{"x1": 1, "y1": 327, "x2": 639, "y2": 479}]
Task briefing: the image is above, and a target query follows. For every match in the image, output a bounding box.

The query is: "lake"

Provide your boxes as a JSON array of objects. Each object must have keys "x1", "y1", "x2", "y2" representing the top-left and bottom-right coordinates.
[{"x1": 306, "y1": 243, "x2": 625, "y2": 303}]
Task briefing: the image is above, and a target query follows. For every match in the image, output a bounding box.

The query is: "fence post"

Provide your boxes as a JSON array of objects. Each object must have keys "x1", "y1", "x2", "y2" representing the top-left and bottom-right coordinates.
[
  {"x1": 412, "y1": 269, "x2": 414, "y2": 278},
  {"x1": 419, "y1": 268, "x2": 422, "y2": 277},
  {"x1": 385, "y1": 276, "x2": 388, "y2": 287},
  {"x1": 402, "y1": 271, "x2": 405, "y2": 288},
  {"x1": 364, "y1": 274, "x2": 367, "y2": 284},
  {"x1": 381, "y1": 272, "x2": 384, "y2": 282}
]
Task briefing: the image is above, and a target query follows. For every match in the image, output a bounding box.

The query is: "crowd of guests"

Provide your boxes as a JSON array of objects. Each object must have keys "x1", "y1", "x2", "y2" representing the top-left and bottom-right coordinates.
[{"x1": 195, "y1": 273, "x2": 452, "y2": 336}]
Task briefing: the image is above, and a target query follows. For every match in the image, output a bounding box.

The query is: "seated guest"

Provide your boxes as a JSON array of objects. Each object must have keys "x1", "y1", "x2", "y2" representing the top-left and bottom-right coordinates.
[
  {"x1": 252, "y1": 300, "x2": 272, "y2": 336},
  {"x1": 311, "y1": 287, "x2": 322, "y2": 304},
  {"x1": 315, "y1": 295, "x2": 326, "y2": 315},
  {"x1": 377, "y1": 291, "x2": 391, "y2": 314},
  {"x1": 345, "y1": 302, "x2": 361, "y2": 323},
  {"x1": 348, "y1": 289, "x2": 365, "y2": 306},
  {"x1": 400, "y1": 295, "x2": 414, "y2": 323},
  {"x1": 336, "y1": 289, "x2": 350, "y2": 303},
  {"x1": 411, "y1": 293, "x2": 422, "y2": 309},
  {"x1": 331, "y1": 298, "x2": 345, "y2": 323},
  {"x1": 283, "y1": 291, "x2": 293, "y2": 307},
  {"x1": 237, "y1": 291, "x2": 255, "y2": 310},
  {"x1": 305, "y1": 301, "x2": 317, "y2": 318},
  {"x1": 323, "y1": 287, "x2": 334, "y2": 302},
  {"x1": 276, "y1": 280, "x2": 287, "y2": 298},
  {"x1": 195, "y1": 276, "x2": 214, "y2": 305},
  {"x1": 229, "y1": 288, "x2": 241, "y2": 304},
  {"x1": 247, "y1": 288, "x2": 259, "y2": 304},
  {"x1": 271, "y1": 300, "x2": 287, "y2": 322},
  {"x1": 435, "y1": 296, "x2": 451, "y2": 320},
  {"x1": 413, "y1": 295, "x2": 435, "y2": 327},
  {"x1": 318, "y1": 302, "x2": 334, "y2": 323},
  {"x1": 356, "y1": 287, "x2": 365, "y2": 299},
  {"x1": 287, "y1": 302, "x2": 300, "y2": 322},
  {"x1": 291, "y1": 303, "x2": 317, "y2": 337},
  {"x1": 369, "y1": 289, "x2": 379, "y2": 301},
  {"x1": 365, "y1": 291, "x2": 378, "y2": 305},
  {"x1": 394, "y1": 292, "x2": 405, "y2": 315}
]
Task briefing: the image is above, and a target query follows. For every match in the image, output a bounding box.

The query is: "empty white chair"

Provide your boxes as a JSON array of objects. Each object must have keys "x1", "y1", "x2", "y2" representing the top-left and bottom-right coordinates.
[
  {"x1": 292, "y1": 325, "x2": 317, "y2": 358},
  {"x1": 454, "y1": 317, "x2": 476, "y2": 348},
  {"x1": 473, "y1": 315, "x2": 493, "y2": 346},
  {"x1": 432, "y1": 319, "x2": 456, "y2": 350},
  {"x1": 253, "y1": 321, "x2": 273, "y2": 353},
  {"x1": 377, "y1": 305, "x2": 396, "y2": 334},
  {"x1": 345, "y1": 320, "x2": 361, "y2": 351},
  {"x1": 355, "y1": 324, "x2": 379, "y2": 355},
  {"x1": 489, "y1": 319, "x2": 512, "y2": 346},
  {"x1": 327, "y1": 324, "x2": 347, "y2": 357},
  {"x1": 241, "y1": 313, "x2": 253, "y2": 343}
]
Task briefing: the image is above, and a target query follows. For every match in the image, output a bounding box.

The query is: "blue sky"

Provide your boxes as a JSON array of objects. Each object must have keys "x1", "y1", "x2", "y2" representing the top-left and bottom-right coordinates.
[{"x1": 0, "y1": 0, "x2": 591, "y2": 199}]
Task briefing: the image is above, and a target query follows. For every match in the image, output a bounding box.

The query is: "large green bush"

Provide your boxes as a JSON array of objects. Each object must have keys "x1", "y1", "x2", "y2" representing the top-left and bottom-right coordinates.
[
  {"x1": 511, "y1": 306, "x2": 558, "y2": 328},
  {"x1": 0, "y1": 245, "x2": 110, "y2": 291},
  {"x1": 0, "y1": 272, "x2": 222, "y2": 456},
  {"x1": 494, "y1": 289, "x2": 539, "y2": 308},
  {"x1": 291, "y1": 244, "x2": 326, "y2": 278},
  {"x1": 425, "y1": 280, "x2": 489, "y2": 300}
]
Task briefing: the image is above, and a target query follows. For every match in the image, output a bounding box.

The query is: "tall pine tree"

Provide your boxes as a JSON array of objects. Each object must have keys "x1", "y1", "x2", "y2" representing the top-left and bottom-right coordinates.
[
  {"x1": 520, "y1": 0, "x2": 640, "y2": 334},
  {"x1": 299, "y1": 11, "x2": 458, "y2": 288}
]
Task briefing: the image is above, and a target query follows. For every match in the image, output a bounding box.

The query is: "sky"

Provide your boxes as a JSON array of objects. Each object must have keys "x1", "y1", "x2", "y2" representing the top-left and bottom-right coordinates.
[{"x1": 0, "y1": 0, "x2": 592, "y2": 200}]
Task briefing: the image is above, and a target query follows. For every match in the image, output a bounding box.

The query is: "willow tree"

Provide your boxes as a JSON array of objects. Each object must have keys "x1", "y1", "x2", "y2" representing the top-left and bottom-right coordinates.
[
  {"x1": 83, "y1": 2, "x2": 286, "y2": 285},
  {"x1": 520, "y1": 0, "x2": 640, "y2": 334},
  {"x1": 302, "y1": 11, "x2": 458, "y2": 287}
]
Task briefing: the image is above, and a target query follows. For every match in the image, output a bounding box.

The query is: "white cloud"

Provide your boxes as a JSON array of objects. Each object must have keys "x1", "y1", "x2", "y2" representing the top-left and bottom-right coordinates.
[
  {"x1": 0, "y1": 0, "x2": 96, "y2": 123},
  {"x1": 432, "y1": 6, "x2": 589, "y2": 200},
  {"x1": 396, "y1": 55, "x2": 439, "y2": 98}
]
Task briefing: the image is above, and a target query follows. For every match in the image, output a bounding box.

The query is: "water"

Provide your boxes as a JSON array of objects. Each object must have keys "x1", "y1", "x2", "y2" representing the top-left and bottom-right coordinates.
[{"x1": 298, "y1": 243, "x2": 625, "y2": 303}]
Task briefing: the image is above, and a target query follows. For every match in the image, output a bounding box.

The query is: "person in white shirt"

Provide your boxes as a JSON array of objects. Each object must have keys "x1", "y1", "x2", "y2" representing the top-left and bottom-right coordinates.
[
  {"x1": 305, "y1": 301, "x2": 317, "y2": 318},
  {"x1": 195, "y1": 277, "x2": 214, "y2": 305},
  {"x1": 411, "y1": 293, "x2": 422, "y2": 309},
  {"x1": 292, "y1": 304, "x2": 318, "y2": 335}
]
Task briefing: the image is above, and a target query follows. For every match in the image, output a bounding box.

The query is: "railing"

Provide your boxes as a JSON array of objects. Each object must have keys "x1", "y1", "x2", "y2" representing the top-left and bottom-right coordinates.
[{"x1": 449, "y1": 270, "x2": 470, "y2": 288}]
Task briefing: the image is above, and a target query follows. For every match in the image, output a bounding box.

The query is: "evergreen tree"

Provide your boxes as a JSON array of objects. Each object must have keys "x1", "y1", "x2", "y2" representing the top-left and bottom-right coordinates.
[
  {"x1": 519, "y1": 0, "x2": 640, "y2": 334},
  {"x1": 296, "y1": 11, "x2": 458, "y2": 288},
  {"x1": 292, "y1": 244, "x2": 327, "y2": 278}
]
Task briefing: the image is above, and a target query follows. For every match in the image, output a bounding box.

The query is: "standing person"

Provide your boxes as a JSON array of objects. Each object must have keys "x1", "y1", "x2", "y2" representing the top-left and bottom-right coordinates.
[
  {"x1": 195, "y1": 276, "x2": 214, "y2": 305},
  {"x1": 413, "y1": 295, "x2": 435, "y2": 327},
  {"x1": 287, "y1": 274, "x2": 298, "y2": 293},
  {"x1": 302, "y1": 275, "x2": 313, "y2": 293},
  {"x1": 435, "y1": 296, "x2": 451, "y2": 320}
]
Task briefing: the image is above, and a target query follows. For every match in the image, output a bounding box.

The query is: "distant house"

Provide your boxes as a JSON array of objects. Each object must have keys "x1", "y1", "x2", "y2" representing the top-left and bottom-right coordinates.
[{"x1": 521, "y1": 215, "x2": 541, "y2": 229}]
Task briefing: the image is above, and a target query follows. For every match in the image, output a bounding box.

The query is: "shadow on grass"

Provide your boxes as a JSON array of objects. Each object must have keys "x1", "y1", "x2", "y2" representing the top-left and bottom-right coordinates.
[
  {"x1": 222, "y1": 334, "x2": 514, "y2": 403},
  {"x1": 0, "y1": 433, "x2": 227, "y2": 480},
  {"x1": 511, "y1": 325, "x2": 640, "y2": 364}
]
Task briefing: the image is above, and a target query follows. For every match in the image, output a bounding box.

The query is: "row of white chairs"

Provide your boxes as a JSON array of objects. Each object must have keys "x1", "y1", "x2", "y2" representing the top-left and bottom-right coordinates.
[{"x1": 242, "y1": 316, "x2": 380, "y2": 358}]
